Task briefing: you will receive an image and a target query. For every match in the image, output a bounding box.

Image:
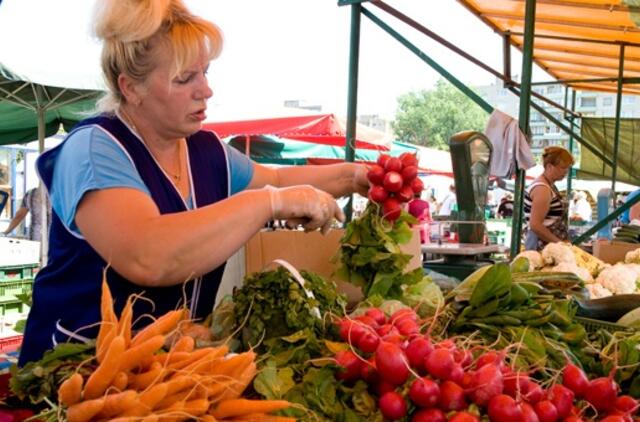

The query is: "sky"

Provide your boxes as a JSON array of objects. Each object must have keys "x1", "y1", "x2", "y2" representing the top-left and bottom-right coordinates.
[{"x1": 0, "y1": 0, "x2": 548, "y2": 120}]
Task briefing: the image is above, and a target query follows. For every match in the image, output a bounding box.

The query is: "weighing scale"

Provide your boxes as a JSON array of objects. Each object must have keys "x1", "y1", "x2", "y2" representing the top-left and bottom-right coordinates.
[{"x1": 423, "y1": 131, "x2": 507, "y2": 280}]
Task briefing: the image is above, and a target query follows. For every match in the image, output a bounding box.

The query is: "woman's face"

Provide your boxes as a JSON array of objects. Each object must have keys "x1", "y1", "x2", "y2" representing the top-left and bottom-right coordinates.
[
  {"x1": 547, "y1": 162, "x2": 571, "y2": 181},
  {"x1": 138, "y1": 41, "x2": 213, "y2": 140}
]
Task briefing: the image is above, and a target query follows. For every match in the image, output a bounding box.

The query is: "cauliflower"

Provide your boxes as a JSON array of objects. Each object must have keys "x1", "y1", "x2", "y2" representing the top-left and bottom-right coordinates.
[
  {"x1": 586, "y1": 283, "x2": 613, "y2": 299},
  {"x1": 543, "y1": 262, "x2": 593, "y2": 282},
  {"x1": 595, "y1": 263, "x2": 640, "y2": 295},
  {"x1": 514, "y1": 250, "x2": 544, "y2": 271},
  {"x1": 625, "y1": 248, "x2": 640, "y2": 264},
  {"x1": 541, "y1": 242, "x2": 576, "y2": 266}
]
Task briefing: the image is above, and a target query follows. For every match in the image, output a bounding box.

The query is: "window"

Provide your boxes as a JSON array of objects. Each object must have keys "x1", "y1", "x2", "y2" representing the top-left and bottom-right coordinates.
[
  {"x1": 624, "y1": 96, "x2": 637, "y2": 104},
  {"x1": 547, "y1": 85, "x2": 560, "y2": 94},
  {"x1": 581, "y1": 97, "x2": 596, "y2": 107},
  {"x1": 603, "y1": 97, "x2": 613, "y2": 107}
]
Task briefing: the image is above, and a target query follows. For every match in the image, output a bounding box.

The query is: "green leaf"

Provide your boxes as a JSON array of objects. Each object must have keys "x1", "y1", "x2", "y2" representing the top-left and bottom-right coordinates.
[
  {"x1": 469, "y1": 263, "x2": 512, "y2": 307},
  {"x1": 368, "y1": 272, "x2": 395, "y2": 298},
  {"x1": 253, "y1": 362, "x2": 296, "y2": 399}
]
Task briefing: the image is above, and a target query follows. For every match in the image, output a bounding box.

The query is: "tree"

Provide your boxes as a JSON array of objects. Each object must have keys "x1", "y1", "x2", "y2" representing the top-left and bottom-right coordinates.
[{"x1": 392, "y1": 79, "x2": 489, "y2": 150}]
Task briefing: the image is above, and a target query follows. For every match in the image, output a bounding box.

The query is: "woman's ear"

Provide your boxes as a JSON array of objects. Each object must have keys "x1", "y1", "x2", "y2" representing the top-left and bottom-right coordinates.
[{"x1": 118, "y1": 74, "x2": 143, "y2": 106}]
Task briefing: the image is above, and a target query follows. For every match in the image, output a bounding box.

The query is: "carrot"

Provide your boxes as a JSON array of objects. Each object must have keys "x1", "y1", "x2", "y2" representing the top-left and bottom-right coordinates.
[
  {"x1": 131, "y1": 309, "x2": 186, "y2": 347},
  {"x1": 131, "y1": 362, "x2": 164, "y2": 390},
  {"x1": 201, "y1": 416, "x2": 218, "y2": 422},
  {"x1": 154, "y1": 389, "x2": 194, "y2": 410},
  {"x1": 171, "y1": 335, "x2": 195, "y2": 353},
  {"x1": 154, "y1": 351, "x2": 191, "y2": 366},
  {"x1": 169, "y1": 346, "x2": 228, "y2": 372},
  {"x1": 96, "y1": 277, "x2": 118, "y2": 363},
  {"x1": 120, "y1": 334, "x2": 165, "y2": 372},
  {"x1": 58, "y1": 372, "x2": 84, "y2": 406},
  {"x1": 112, "y1": 371, "x2": 128, "y2": 391},
  {"x1": 66, "y1": 397, "x2": 105, "y2": 422},
  {"x1": 83, "y1": 335, "x2": 126, "y2": 400},
  {"x1": 118, "y1": 296, "x2": 134, "y2": 347},
  {"x1": 140, "y1": 416, "x2": 159, "y2": 422},
  {"x1": 139, "y1": 382, "x2": 169, "y2": 409},
  {"x1": 160, "y1": 398, "x2": 210, "y2": 417},
  {"x1": 229, "y1": 414, "x2": 297, "y2": 422},
  {"x1": 164, "y1": 375, "x2": 198, "y2": 396},
  {"x1": 216, "y1": 361, "x2": 257, "y2": 402},
  {"x1": 207, "y1": 352, "x2": 255, "y2": 379},
  {"x1": 96, "y1": 390, "x2": 138, "y2": 418},
  {"x1": 210, "y1": 399, "x2": 291, "y2": 419}
]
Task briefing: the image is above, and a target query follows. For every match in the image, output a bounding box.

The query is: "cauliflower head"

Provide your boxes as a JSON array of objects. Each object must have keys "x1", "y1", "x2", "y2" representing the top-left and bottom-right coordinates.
[
  {"x1": 514, "y1": 251, "x2": 544, "y2": 271},
  {"x1": 543, "y1": 262, "x2": 593, "y2": 282},
  {"x1": 586, "y1": 283, "x2": 613, "y2": 299},
  {"x1": 541, "y1": 242, "x2": 576, "y2": 266},
  {"x1": 625, "y1": 248, "x2": 640, "y2": 264},
  {"x1": 595, "y1": 263, "x2": 640, "y2": 295}
]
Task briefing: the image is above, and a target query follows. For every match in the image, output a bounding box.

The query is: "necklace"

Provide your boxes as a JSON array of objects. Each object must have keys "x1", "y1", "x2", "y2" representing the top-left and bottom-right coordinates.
[{"x1": 119, "y1": 108, "x2": 182, "y2": 183}]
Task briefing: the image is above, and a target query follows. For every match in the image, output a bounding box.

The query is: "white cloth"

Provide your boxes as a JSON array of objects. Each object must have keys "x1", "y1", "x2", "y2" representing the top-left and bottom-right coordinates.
[
  {"x1": 484, "y1": 110, "x2": 536, "y2": 178},
  {"x1": 438, "y1": 193, "x2": 456, "y2": 216},
  {"x1": 574, "y1": 198, "x2": 592, "y2": 222}
]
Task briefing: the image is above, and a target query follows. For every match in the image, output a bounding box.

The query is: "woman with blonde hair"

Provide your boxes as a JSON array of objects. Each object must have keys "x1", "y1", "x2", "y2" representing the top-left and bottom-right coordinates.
[
  {"x1": 19, "y1": 0, "x2": 369, "y2": 365},
  {"x1": 523, "y1": 146, "x2": 575, "y2": 250}
]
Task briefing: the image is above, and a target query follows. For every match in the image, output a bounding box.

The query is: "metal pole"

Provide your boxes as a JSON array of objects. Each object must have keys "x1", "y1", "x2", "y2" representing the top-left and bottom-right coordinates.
[
  {"x1": 611, "y1": 44, "x2": 625, "y2": 203},
  {"x1": 36, "y1": 106, "x2": 48, "y2": 265},
  {"x1": 510, "y1": 0, "x2": 536, "y2": 258},
  {"x1": 344, "y1": 3, "x2": 362, "y2": 222},
  {"x1": 566, "y1": 89, "x2": 577, "y2": 213}
]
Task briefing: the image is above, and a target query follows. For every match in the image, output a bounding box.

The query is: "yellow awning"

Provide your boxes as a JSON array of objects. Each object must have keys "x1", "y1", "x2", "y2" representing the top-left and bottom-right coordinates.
[{"x1": 458, "y1": 0, "x2": 640, "y2": 94}]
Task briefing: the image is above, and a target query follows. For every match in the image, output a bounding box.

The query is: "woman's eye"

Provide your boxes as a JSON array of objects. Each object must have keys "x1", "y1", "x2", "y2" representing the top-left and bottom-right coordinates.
[{"x1": 176, "y1": 74, "x2": 194, "y2": 84}]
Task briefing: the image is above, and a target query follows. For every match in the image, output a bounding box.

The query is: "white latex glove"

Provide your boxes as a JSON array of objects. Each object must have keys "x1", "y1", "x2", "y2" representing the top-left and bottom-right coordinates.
[{"x1": 266, "y1": 185, "x2": 345, "y2": 234}]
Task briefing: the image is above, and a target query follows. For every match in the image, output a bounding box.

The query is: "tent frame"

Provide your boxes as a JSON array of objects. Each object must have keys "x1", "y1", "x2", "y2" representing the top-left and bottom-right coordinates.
[{"x1": 339, "y1": 0, "x2": 635, "y2": 255}]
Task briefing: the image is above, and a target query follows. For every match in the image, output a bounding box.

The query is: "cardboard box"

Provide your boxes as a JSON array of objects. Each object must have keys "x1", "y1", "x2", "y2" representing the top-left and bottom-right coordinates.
[
  {"x1": 592, "y1": 239, "x2": 640, "y2": 264},
  {"x1": 244, "y1": 227, "x2": 422, "y2": 303}
]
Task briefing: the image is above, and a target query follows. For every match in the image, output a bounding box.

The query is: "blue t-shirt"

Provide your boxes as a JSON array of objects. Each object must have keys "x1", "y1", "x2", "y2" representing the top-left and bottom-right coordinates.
[
  {"x1": 50, "y1": 126, "x2": 254, "y2": 235},
  {"x1": 622, "y1": 188, "x2": 640, "y2": 224}
]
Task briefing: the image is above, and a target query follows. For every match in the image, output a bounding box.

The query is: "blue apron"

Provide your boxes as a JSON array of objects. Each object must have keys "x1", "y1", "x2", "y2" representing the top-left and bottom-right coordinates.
[{"x1": 19, "y1": 115, "x2": 229, "y2": 365}]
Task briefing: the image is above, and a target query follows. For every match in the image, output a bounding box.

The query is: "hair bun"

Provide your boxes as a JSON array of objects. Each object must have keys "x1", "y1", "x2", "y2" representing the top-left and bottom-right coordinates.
[{"x1": 94, "y1": 0, "x2": 173, "y2": 42}]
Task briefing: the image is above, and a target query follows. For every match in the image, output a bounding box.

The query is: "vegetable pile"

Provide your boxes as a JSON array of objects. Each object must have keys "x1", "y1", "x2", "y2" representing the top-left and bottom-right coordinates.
[{"x1": 366, "y1": 152, "x2": 423, "y2": 222}]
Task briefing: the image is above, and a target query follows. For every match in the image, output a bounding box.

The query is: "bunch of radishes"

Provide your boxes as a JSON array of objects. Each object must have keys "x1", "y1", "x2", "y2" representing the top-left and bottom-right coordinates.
[
  {"x1": 333, "y1": 307, "x2": 639, "y2": 421},
  {"x1": 367, "y1": 153, "x2": 424, "y2": 221}
]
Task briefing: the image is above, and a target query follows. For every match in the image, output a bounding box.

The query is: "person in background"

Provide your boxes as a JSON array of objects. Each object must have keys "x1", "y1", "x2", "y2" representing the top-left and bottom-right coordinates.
[
  {"x1": 19, "y1": 0, "x2": 370, "y2": 365},
  {"x1": 621, "y1": 188, "x2": 640, "y2": 224},
  {"x1": 408, "y1": 192, "x2": 431, "y2": 243},
  {"x1": 523, "y1": 146, "x2": 574, "y2": 250},
  {"x1": 497, "y1": 193, "x2": 514, "y2": 219},
  {"x1": 438, "y1": 184, "x2": 457, "y2": 217},
  {"x1": 569, "y1": 191, "x2": 592, "y2": 222},
  {"x1": 2, "y1": 186, "x2": 51, "y2": 241}
]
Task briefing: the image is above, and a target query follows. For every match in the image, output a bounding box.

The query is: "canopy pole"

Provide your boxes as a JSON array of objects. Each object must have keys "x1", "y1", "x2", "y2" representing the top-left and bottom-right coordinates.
[
  {"x1": 36, "y1": 106, "x2": 48, "y2": 265},
  {"x1": 566, "y1": 88, "x2": 577, "y2": 221},
  {"x1": 611, "y1": 44, "x2": 625, "y2": 203},
  {"x1": 510, "y1": 0, "x2": 536, "y2": 258},
  {"x1": 344, "y1": 2, "x2": 362, "y2": 222}
]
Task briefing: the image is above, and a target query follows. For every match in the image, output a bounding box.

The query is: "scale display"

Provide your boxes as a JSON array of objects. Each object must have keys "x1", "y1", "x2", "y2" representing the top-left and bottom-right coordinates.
[{"x1": 448, "y1": 131, "x2": 493, "y2": 244}]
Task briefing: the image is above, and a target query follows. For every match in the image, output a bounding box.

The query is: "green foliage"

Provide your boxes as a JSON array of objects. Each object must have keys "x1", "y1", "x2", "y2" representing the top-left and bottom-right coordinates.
[{"x1": 392, "y1": 78, "x2": 489, "y2": 149}]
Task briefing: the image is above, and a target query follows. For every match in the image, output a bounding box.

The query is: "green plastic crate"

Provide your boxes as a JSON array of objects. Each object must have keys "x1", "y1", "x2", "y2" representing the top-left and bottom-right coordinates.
[
  {"x1": 0, "y1": 279, "x2": 32, "y2": 302},
  {"x1": 0, "y1": 264, "x2": 38, "y2": 282}
]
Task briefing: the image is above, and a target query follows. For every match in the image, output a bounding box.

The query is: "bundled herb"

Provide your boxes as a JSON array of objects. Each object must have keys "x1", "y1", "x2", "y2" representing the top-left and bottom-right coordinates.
[{"x1": 336, "y1": 204, "x2": 424, "y2": 299}]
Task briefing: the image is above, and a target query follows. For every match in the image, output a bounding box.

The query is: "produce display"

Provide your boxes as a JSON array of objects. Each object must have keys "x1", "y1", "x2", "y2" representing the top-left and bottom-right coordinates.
[{"x1": 613, "y1": 224, "x2": 640, "y2": 244}]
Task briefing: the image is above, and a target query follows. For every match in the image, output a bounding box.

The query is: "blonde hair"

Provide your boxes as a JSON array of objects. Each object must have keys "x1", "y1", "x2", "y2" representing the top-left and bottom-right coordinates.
[
  {"x1": 542, "y1": 146, "x2": 574, "y2": 168},
  {"x1": 94, "y1": 0, "x2": 223, "y2": 112}
]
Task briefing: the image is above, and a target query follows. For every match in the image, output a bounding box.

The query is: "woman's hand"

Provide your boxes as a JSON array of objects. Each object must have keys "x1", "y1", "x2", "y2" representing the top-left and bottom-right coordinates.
[
  {"x1": 266, "y1": 185, "x2": 345, "y2": 234},
  {"x1": 353, "y1": 164, "x2": 370, "y2": 197}
]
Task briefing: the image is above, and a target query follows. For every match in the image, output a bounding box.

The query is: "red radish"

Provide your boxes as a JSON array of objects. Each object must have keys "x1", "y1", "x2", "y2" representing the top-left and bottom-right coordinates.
[
  {"x1": 365, "y1": 308, "x2": 387, "y2": 326},
  {"x1": 548, "y1": 384, "x2": 574, "y2": 419},
  {"x1": 376, "y1": 324, "x2": 398, "y2": 337},
  {"x1": 390, "y1": 308, "x2": 418, "y2": 324},
  {"x1": 401, "y1": 165, "x2": 418, "y2": 182},
  {"x1": 461, "y1": 371, "x2": 474, "y2": 389},
  {"x1": 439, "y1": 380, "x2": 467, "y2": 411},
  {"x1": 410, "y1": 177, "x2": 424, "y2": 194},
  {"x1": 534, "y1": 400, "x2": 558, "y2": 422},
  {"x1": 449, "y1": 411, "x2": 480, "y2": 422},
  {"x1": 338, "y1": 319, "x2": 366, "y2": 346},
  {"x1": 425, "y1": 348, "x2": 455, "y2": 380},
  {"x1": 408, "y1": 377, "x2": 440, "y2": 408},
  {"x1": 383, "y1": 172, "x2": 403, "y2": 192},
  {"x1": 358, "y1": 332, "x2": 380, "y2": 354},
  {"x1": 525, "y1": 382, "x2": 544, "y2": 404},
  {"x1": 334, "y1": 350, "x2": 362, "y2": 382},
  {"x1": 405, "y1": 337, "x2": 433, "y2": 372},
  {"x1": 475, "y1": 351, "x2": 504, "y2": 370},
  {"x1": 562, "y1": 363, "x2": 589, "y2": 397},
  {"x1": 470, "y1": 362, "x2": 504, "y2": 406},
  {"x1": 367, "y1": 165, "x2": 386, "y2": 185},
  {"x1": 616, "y1": 395, "x2": 639, "y2": 413},
  {"x1": 584, "y1": 376, "x2": 618, "y2": 412},
  {"x1": 454, "y1": 348, "x2": 473, "y2": 367},
  {"x1": 375, "y1": 380, "x2": 395, "y2": 396},
  {"x1": 360, "y1": 358, "x2": 379, "y2": 383},
  {"x1": 601, "y1": 417, "x2": 628, "y2": 422},
  {"x1": 378, "y1": 391, "x2": 407, "y2": 420},
  {"x1": 563, "y1": 417, "x2": 585, "y2": 422},
  {"x1": 382, "y1": 332, "x2": 404, "y2": 345},
  {"x1": 396, "y1": 185, "x2": 414, "y2": 203},
  {"x1": 520, "y1": 402, "x2": 541, "y2": 422},
  {"x1": 382, "y1": 198, "x2": 402, "y2": 221},
  {"x1": 375, "y1": 341, "x2": 410, "y2": 386},
  {"x1": 384, "y1": 157, "x2": 403, "y2": 173},
  {"x1": 437, "y1": 339, "x2": 456, "y2": 349},
  {"x1": 354, "y1": 315, "x2": 380, "y2": 329},
  {"x1": 411, "y1": 408, "x2": 446, "y2": 422},
  {"x1": 368, "y1": 185, "x2": 388, "y2": 203},
  {"x1": 399, "y1": 152, "x2": 418, "y2": 168},
  {"x1": 504, "y1": 372, "x2": 531, "y2": 398},
  {"x1": 396, "y1": 318, "x2": 419, "y2": 336},
  {"x1": 488, "y1": 394, "x2": 523, "y2": 422},
  {"x1": 447, "y1": 363, "x2": 464, "y2": 384},
  {"x1": 377, "y1": 154, "x2": 391, "y2": 168}
]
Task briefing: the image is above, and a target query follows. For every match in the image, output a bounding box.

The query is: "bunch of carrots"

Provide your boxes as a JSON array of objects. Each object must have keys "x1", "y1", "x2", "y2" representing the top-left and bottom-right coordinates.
[{"x1": 56, "y1": 279, "x2": 294, "y2": 422}]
